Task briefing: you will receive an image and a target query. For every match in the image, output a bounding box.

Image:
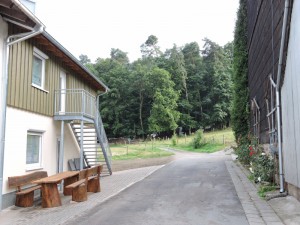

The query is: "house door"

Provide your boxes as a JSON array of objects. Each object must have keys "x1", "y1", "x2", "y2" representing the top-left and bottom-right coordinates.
[{"x1": 59, "y1": 71, "x2": 66, "y2": 113}]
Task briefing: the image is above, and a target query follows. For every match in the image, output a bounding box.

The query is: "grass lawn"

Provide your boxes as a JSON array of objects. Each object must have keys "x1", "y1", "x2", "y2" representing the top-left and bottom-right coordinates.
[
  {"x1": 174, "y1": 143, "x2": 228, "y2": 153},
  {"x1": 110, "y1": 128, "x2": 235, "y2": 160},
  {"x1": 111, "y1": 143, "x2": 173, "y2": 160}
]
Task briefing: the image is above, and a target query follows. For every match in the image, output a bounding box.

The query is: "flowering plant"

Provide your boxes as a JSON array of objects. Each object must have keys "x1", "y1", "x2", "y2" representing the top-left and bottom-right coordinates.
[{"x1": 249, "y1": 145, "x2": 255, "y2": 157}]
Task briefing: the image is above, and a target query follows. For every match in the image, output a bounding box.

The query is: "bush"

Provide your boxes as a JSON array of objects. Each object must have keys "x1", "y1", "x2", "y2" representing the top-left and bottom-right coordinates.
[
  {"x1": 252, "y1": 153, "x2": 274, "y2": 183},
  {"x1": 193, "y1": 129, "x2": 204, "y2": 149},
  {"x1": 234, "y1": 143, "x2": 254, "y2": 165},
  {"x1": 171, "y1": 134, "x2": 177, "y2": 146}
]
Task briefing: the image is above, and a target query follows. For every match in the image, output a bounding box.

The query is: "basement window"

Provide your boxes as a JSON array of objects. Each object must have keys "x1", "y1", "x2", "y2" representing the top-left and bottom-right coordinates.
[
  {"x1": 26, "y1": 131, "x2": 44, "y2": 170},
  {"x1": 32, "y1": 47, "x2": 48, "y2": 90}
]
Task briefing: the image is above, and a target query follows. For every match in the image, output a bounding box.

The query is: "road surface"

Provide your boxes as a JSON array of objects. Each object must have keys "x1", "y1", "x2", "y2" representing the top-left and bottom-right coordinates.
[{"x1": 66, "y1": 152, "x2": 248, "y2": 225}]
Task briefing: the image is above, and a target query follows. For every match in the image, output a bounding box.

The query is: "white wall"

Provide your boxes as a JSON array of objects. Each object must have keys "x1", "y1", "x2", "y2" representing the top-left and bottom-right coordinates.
[
  {"x1": 281, "y1": 0, "x2": 300, "y2": 188},
  {"x1": 3, "y1": 107, "x2": 79, "y2": 194}
]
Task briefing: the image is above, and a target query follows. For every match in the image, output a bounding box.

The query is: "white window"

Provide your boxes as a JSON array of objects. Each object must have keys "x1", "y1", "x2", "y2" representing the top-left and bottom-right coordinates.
[
  {"x1": 26, "y1": 131, "x2": 43, "y2": 170},
  {"x1": 32, "y1": 47, "x2": 48, "y2": 90}
]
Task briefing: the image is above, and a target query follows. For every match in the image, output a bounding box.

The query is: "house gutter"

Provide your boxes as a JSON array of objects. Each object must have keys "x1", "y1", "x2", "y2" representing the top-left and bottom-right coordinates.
[
  {"x1": 276, "y1": 0, "x2": 290, "y2": 193},
  {"x1": 0, "y1": 0, "x2": 45, "y2": 210}
]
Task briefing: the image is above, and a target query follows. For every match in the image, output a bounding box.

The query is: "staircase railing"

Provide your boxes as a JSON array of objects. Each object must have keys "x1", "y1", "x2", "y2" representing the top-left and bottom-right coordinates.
[
  {"x1": 94, "y1": 110, "x2": 112, "y2": 175},
  {"x1": 54, "y1": 89, "x2": 112, "y2": 174},
  {"x1": 54, "y1": 89, "x2": 96, "y2": 118}
]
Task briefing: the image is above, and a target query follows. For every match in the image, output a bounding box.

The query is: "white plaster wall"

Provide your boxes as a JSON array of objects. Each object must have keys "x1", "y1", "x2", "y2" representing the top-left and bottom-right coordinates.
[
  {"x1": 281, "y1": 0, "x2": 300, "y2": 188},
  {"x1": 3, "y1": 107, "x2": 79, "y2": 194}
]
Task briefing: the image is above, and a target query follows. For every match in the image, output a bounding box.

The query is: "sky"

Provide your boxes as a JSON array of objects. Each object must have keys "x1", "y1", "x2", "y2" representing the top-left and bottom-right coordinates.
[{"x1": 35, "y1": 0, "x2": 239, "y2": 62}]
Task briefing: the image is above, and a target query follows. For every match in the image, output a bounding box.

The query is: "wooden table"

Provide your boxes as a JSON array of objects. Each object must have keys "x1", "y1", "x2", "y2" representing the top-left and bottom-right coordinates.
[{"x1": 32, "y1": 171, "x2": 79, "y2": 208}]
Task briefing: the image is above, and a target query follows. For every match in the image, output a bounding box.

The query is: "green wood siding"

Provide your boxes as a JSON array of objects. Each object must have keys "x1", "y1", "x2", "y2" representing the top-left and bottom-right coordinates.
[{"x1": 7, "y1": 37, "x2": 97, "y2": 117}]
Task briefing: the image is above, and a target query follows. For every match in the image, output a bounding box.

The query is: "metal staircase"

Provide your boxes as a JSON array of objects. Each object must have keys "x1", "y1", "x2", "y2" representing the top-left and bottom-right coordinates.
[
  {"x1": 70, "y1": 121, "x2": 112, "y2": 175},
  {"x1": 54, "y1": 89, "x2": 112, "y2": 176},
  {"x1": 70, "y1": 112, "x2": 112, "y2": 176}
]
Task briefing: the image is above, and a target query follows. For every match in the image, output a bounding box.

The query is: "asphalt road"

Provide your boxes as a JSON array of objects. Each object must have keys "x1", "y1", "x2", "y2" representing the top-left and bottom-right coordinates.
[{"x1": 66, "y1": 154, "x2": 249, "y2": 225}]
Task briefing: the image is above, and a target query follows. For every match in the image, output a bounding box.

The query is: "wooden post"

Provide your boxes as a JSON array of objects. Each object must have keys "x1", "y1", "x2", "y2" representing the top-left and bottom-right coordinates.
[{"x1": 126, "y1": 146, "x2": 128, "y2": 155}]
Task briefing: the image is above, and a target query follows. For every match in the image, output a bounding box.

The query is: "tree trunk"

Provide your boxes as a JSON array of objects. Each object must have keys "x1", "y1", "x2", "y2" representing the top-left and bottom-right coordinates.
[{"x1": 139, "y1": 91, "x2": 144, "y2": 139}]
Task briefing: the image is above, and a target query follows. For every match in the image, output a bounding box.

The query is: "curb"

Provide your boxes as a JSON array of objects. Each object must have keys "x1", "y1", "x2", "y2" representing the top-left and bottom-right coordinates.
[{"x1": 226, "y1": 160, "x2": 284, "y2": 225}]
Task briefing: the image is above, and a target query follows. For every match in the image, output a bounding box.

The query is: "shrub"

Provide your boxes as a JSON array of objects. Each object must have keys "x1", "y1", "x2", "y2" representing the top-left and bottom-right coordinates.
[
  {"x1": 193, "y1": 129, "x2": 204, "y2": 149},
  {"x1": 234, "y1": 143, "x2": 254, "y2": 165},
  {"x1": 171, "y1": 134, "x2": 177, "y2": 146},
  {"x1": 252, "y1": 153, "x2": 274, "y2": 183}
]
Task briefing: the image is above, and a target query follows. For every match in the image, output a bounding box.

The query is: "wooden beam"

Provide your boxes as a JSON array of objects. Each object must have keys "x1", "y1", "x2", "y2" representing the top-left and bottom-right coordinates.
[{"x1": 0, "y1": 6, "x2": 27, "y2": 22}]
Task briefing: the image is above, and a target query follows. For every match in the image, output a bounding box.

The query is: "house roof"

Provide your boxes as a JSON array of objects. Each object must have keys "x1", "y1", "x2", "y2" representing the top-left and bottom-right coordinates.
[
  {"x1": 33, "y1": 31, "x2": 109, "y2": 92},
  {"x1": 0, "y1": 0, "x2": 41, "y2": 28},
  {"x1": 0, "y1": 0, "x2": 108, "y2": 92}
]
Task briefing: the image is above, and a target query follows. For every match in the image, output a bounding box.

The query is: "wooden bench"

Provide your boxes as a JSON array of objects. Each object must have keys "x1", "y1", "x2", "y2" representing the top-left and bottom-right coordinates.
[
  {"x1": 65, "y1": 165, "x2": 102, "y2": 202},
  {"x1": 8, "y1": 171, "x2": 48, "y2": 207}
]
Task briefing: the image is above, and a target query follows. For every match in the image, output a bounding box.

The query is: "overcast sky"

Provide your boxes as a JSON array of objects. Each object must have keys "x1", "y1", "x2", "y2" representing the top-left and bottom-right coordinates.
[{"x1": 35, "y1": 0, "x2": 239, "y2": 62}]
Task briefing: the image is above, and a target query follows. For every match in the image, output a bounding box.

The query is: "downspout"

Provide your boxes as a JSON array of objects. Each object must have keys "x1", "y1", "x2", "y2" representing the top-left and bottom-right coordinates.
[
  {"x1": 276, "y1": 0, "x2": 290, "y2": 193},
  {"x1": 0, "y1": 18, "x2": 44, "y2": 210},
  {"x1": 96, "y1": 89, "x2": 109, "y2": 126}
]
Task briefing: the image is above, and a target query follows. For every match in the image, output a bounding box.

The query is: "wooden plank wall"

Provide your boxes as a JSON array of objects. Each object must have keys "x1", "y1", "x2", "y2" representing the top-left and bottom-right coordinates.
[
  {"x1": 7, "y1": 24, "x2": 98, "y2": 117},
  {"x1": 247, "y1": 0, "x2": 290, "y2": 143},
  {"x1": 281, "y1": 1, "x2": 300, "y2": 188}
]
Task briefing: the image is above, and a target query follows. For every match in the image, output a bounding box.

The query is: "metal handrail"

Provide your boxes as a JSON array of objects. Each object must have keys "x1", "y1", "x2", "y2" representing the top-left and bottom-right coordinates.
[
  {"x1": 54, "y1": 89, "x2": 112, "y2": 174},
  {"x1": 54, "y1": 89, "x2": 96, "y2": 118},
  {"x1": 95, "y1": 110, "x2": 112, "y2": 173}
]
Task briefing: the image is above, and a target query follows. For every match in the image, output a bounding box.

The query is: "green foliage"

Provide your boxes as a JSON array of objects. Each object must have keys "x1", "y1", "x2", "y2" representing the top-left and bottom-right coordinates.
[
  {"x1": 258, "y1": 185, "x2": 276, "y2": 198},
  {"x1": 252, "y1": 154, "x2": 274, "y2": 183},
  {"x1": 192, "y1": 129, "x2": 204, "y2": 149},
  {"x1": 79, "y1": 54, "x2": 91, "y2": 65},
  {"x1": 171, "y1": 134, "x2": 177, "y2": 146},
  {"x1": 234, "y1": 143, "x2": 253, "y2": 165},
  {"x1": 86, "y1": 34, "x2": 234, "y2": 139},
  {"x1": 231, "y1": 0, "x2": 250, "y2": 141},
  {"x1": 111, "y1": 144, "x2": 173, "y2": 160}
]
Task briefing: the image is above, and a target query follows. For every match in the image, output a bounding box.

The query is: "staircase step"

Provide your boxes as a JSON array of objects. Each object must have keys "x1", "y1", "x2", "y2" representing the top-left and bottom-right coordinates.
[{"x1": 70, "y1": 118, "x2": 112, "y2": 175}]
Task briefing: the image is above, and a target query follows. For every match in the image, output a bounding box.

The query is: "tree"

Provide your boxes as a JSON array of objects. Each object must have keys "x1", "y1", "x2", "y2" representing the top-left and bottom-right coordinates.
[
  {"x1": 140, "y1": 35, "x2": 162, "y2": 58},
  {"x1": 148, "y1": 68, "x2": 180, "y2": 133},
  {"x1": 110, "y1": 48, "x2": 129, "y2": 65},
  {"x1": 182, "y1": 42, "x2": 205, "y2": 130},
  {"x1": 202, "y1": 38, "x2": 233, "y2": 128},
  {"x1": 79, "y1": 54, "x2": 91, "y2": 65},
  {"x1": 231, "y1": 0, "x2": 250, "y2": 142},
  {"x1": 158, "y1": 45, "x2": 196, "y2": 134}
]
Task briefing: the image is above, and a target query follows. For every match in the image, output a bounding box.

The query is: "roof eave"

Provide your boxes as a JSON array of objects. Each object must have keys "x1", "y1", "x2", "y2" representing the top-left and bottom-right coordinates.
[{"x1": 42, "y1": 31, "x2": 109, "y2": 92}]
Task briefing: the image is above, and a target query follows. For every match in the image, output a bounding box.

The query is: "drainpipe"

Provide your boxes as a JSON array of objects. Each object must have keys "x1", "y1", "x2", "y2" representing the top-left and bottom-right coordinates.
[
  {"x1": 96, "y1": 89, "x2": 109, "y2": 124},
  {"x1": 276, "y1": 0, "x2": 290, "y2": 193},
  {"x1": 0, "y1": 3, "x2": 45, "y2": 209}
]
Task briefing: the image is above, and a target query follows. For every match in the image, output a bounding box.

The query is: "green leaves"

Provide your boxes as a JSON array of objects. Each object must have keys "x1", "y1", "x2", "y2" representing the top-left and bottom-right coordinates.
[
  {"x1": 84, "y1": 35, "x2": 234, "y2": 138},
  {"x1": 231, "y1": 0, "x2": 250, "y2": 141}
]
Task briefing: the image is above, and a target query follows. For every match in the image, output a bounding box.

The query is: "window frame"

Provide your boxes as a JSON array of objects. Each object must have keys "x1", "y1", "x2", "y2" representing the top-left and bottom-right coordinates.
[
  {"x1": 26, "y1": 130, "x2": 44, "y2": 171},
  {"x1": 251, "y1": 98, "x2": 260, "y2": 143},
  {"x1": 32, "y1": 47, "x2": 48, "y2": 91}
]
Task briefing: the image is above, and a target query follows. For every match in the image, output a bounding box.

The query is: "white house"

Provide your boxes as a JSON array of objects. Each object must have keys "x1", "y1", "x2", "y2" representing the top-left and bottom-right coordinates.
[{"x1": 0, "y1": 0, "x2": 111, "y2": 209}]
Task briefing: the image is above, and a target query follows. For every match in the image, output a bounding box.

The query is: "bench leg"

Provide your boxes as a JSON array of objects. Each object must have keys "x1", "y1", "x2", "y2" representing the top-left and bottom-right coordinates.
[
  {"x1": 87, "y1": 178, "x2": 100, "y2": 193},
  {"x1": 15, "y1": 192, "x2": 34, "y2": 207},
  {"x1": 72, "y1": 183, "x2": 87, "y2": 202},
  {"x1": 41, "y1": 183, "x2": 62, "y2": 208}
]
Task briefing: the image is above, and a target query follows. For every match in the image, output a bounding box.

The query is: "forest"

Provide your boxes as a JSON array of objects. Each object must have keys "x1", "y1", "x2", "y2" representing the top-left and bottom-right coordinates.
[{"x1": 80, "y1": 36, "x2": 233, "y2": 139}]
